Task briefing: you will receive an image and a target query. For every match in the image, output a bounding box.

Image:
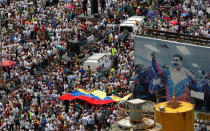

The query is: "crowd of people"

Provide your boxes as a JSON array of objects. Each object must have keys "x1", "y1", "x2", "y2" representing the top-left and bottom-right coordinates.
[
  {"x1": 0, "y1": 0, "x2": 208, "y2": 130},
  {"x1": 0, "y1": 0, "x2": 136, "y2": 130},
  {"x1": 136, "y1": 0, "x2": 209, "y2": 38}
]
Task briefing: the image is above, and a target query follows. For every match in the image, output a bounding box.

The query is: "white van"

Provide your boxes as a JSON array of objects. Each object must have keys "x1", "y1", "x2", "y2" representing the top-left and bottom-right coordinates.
[
  {"x1": 120, "y1": 16, "x2": 145, "y2": 33},
  {"x1": 83, "y1": 53, "x2": 112, "y2": 71}
]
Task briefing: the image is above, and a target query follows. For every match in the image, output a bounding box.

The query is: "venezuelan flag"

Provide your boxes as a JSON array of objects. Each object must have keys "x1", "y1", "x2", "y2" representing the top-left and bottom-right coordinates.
[
  {"x1": 58, "y1": 89, "x2": 132, "y2": 105},
  {"x1": 162, "y1": 13, "x2": 170, "y2": 20}
]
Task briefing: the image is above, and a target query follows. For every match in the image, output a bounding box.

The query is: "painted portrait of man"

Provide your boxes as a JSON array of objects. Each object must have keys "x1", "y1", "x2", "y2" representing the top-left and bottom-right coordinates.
[{"x1": 150, "y1": 52, "x2": 201, "y2": 101}]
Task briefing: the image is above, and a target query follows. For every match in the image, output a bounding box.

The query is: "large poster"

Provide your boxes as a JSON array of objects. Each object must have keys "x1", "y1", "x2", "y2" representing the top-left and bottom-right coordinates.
[{"x1": 134, "y1": 36, "x2": 210, "y2": 111}]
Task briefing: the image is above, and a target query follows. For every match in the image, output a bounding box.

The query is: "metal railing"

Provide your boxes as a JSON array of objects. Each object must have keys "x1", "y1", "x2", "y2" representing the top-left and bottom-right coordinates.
[{"x1": 138, "y1": 29, "x2": 210, "y2": 46}]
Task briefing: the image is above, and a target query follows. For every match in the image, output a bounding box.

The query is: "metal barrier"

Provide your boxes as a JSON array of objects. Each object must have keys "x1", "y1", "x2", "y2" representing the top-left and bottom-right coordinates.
[{"x1": 138, "y1": 29, "x2": 210, "y2": 46}]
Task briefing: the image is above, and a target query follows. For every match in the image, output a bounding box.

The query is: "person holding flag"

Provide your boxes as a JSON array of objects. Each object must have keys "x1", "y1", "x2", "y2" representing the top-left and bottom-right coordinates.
[{"x1": 9, "y1": 99, "x2": 14, "y2": 110}]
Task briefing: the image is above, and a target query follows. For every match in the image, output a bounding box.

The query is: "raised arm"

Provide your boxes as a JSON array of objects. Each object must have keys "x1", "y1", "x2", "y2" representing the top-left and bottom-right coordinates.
[{"x1": 151, "y1": 52, "x2": 165, "y2": 77}]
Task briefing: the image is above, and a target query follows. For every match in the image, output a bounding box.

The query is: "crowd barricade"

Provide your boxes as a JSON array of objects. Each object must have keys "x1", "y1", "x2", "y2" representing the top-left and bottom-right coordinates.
[{"x1": 141, "y1": 29, "x2": 210, "y2": 46}]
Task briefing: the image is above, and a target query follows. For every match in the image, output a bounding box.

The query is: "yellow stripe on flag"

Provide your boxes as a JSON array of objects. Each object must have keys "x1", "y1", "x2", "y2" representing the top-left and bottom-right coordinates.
[
  {"x1": 76, "y1": 89, "x2": 132, "y2": 102},
  {"x1": 162, "y1": 13, "x2": 167, "y2": 16},
  {"x1": 110, "y1": 94, "x2": 132, "y2": 102}
]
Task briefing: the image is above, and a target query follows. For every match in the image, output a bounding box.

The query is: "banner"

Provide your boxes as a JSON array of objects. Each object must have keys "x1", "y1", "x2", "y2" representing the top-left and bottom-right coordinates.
[{"x1": 134, "y1": 36, "x2": 210, "y2": 110}]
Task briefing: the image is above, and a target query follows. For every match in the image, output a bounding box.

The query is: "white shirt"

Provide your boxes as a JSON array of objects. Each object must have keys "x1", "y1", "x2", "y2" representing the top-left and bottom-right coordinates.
[
  {"x1": 198, "y1": 10, "x2": 203, "y2": 16},
  {"x1": 81, "y1": 116, "x2": 88, "y2": 126},
  {"x1": 9, "y1": 116, "x2": 15, "y2": 123},
  {"x1": 20, "y1": 120, "x2": 25, "y2": 127},
  {"x1": 25, "y1": 121, "x2": 30, "y2": 129},
  {"x1": 32, "y1": 98, "x2": 38, "y2": 105}
]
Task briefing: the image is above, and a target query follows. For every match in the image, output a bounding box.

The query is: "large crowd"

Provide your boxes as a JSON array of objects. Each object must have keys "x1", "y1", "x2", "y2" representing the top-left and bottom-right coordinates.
[
  {"x1": 136, "y1": 0, "x2": 209, "y2": 38},
  {"x1": 0, "y1": 0, "x2": 209, "y2": 130}
]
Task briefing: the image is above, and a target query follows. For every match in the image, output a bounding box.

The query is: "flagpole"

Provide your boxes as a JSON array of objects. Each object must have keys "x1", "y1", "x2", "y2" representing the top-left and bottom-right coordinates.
[{"x1": 0, "y1": 34, "x2": 3, "y2": 90}]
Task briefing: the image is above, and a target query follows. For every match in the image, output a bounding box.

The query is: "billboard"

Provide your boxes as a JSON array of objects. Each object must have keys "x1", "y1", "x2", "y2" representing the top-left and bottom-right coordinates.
[{"x1": 134, "y1": 36, "x2": 210, "y2": 111}]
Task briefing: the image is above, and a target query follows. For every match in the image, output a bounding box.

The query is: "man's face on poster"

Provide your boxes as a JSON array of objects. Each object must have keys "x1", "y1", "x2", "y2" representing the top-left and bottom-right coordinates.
[{"x1": 173, "y1": 56, "x2": 182, "y2": 67}]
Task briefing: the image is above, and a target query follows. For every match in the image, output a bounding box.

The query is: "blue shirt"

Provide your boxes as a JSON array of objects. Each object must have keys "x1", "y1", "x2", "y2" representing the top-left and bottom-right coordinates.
[
  {"x1": 41, "y1": 118, "x2": 46, "y2": 128},
  {"x1": 79, "y1": 69, "x2": 85, "y2": 75}
]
